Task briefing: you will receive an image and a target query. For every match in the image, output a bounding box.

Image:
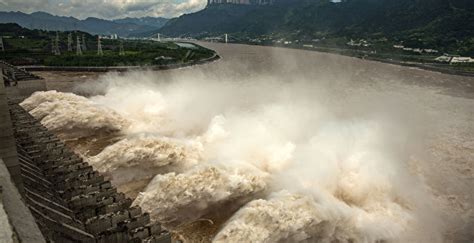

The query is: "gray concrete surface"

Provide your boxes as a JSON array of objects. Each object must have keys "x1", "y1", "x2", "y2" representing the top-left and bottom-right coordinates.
[
  {"x1": 0, "y1": 189, "x2": 15, "y2": 243},
  {"x1": 0, "y1": 159, "x2": 45, "y2": 243},
  {"x1": 0, "y1": 69, "x2": 23, "y2": 192}
]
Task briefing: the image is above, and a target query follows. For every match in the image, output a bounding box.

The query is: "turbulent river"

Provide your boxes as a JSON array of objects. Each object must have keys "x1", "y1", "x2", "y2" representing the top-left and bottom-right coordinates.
[{"x1": 23, "y1": 42, "x2": 473, "y2": 242}]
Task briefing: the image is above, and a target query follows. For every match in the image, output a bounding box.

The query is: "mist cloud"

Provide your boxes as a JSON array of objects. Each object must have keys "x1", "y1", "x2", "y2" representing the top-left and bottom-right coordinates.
[{"x1": 22, "y1": 59, "x2": 444, "y2": 241}]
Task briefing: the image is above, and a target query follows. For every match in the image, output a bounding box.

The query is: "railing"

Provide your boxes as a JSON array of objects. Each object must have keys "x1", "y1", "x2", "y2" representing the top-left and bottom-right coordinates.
[{"x1": 0, "y1": 60, "x2": 43, "y2": 81}]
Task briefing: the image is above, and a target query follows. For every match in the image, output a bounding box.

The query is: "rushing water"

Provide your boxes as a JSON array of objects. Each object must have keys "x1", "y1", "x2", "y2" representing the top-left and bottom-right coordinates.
[{"x1": 23, "y1": 42, "x2": 474, "y2": 242}]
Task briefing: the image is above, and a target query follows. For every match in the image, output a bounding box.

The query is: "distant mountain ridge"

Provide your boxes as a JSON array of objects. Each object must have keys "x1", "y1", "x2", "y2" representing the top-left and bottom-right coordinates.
[
  {"x1": 159, "y1": 0, "x2": 474, "y2": 55},
  {"x1": 113, "y1": 17, "x2": 168, "y2": 29},
  {"x1": 0, "y1": 11, "x2": 168, "y2": 37}
]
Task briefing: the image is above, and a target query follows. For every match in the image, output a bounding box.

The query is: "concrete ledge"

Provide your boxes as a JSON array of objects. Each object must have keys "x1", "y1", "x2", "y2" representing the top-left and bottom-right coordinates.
[
  {"x1": 0, "y1": 72, "x2": 23, "y2": 192},
  {"x1": 0, "y1": 159, "x2": 45, "y2": 243},
  {"x1": 0, "y1": 187, "x2": 15, "y2": 243},
  {"x1": 19, "y1": 53, "x2": 221, "y2": 72}
]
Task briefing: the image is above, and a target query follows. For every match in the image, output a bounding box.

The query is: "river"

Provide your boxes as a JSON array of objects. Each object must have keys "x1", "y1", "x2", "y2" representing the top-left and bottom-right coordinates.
[{"x1": 31, "y1": 42, "x2": 473, "y2": 242}]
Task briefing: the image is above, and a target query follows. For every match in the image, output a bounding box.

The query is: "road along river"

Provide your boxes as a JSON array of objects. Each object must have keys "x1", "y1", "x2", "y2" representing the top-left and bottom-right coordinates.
[{"x1": 24, "y1": 42, "x2": 473, "y2": 242}]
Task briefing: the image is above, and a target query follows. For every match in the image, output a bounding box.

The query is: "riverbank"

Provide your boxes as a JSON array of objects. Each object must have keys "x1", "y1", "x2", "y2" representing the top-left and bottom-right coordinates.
[
  {"x1": 0, "y1": 24, "x2": 218, "y2": 69},
  {"x1": 224, "y1": 41, "x2": 474, "y2": 77},
  {"x1": 18, "y1": 53, "x2": 220, "y2": 72}
]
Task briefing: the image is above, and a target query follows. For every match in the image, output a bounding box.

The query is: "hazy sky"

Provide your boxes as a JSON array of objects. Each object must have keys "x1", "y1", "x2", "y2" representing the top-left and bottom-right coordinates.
[{"x1": 0, "y1": 0, "x2": 208, "y2": 19}]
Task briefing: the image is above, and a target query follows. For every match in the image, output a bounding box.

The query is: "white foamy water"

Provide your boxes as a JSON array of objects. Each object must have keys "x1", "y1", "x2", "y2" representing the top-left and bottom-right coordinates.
[
  {"x1": 215, "y1": 188, "x2": 439, "y2": 242},
  {"x1": 22, "y1": 43, "x2": 474, "y2": 242},
  {"x1": 133, "y1": 166, "x2": 268, "y2": 226},
  {"x1": 88, "y1": 135, "x2": 201, "y2": 173},
  {"x1": 21, "y1": 90, "x2": 129, "y2": 138}
]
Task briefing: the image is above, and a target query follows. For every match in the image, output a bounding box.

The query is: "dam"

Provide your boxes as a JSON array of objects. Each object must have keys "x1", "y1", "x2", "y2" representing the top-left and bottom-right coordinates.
[{"x1": 0, "y1": 67, "x2": 171, "y2": 242}]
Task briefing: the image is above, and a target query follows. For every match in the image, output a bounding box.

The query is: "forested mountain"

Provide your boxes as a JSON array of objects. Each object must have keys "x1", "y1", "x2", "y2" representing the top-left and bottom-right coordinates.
[
  {"x1": 0, "y1": 11, "x2": 168, "y2": 37},
  {"x1": 160, "y1": 0, "x2": 474, "y2": 55},
  {"x1": 113, "y1": 17, "x2": 168, "y2": 29}
]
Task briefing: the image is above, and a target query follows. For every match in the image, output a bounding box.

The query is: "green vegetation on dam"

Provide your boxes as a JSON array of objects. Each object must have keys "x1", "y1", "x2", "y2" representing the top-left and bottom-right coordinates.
[{"x1": 0, "y1": 23, "x2": 216, "y2": 67}]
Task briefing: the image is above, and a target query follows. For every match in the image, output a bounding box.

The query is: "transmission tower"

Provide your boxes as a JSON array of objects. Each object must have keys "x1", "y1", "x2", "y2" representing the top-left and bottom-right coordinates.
[
  {"x1": 82, "y1": 34, "x2": 87, "y2": 51},
  {"x1": 0, "y1": 37, "x2": 4, "y2": 52},
  {"x1": 119, "y1": 40, "x2": 125, "y2": 56},
  {"x1": 67, "y1": 33, "x2": 72, "y2": 51},
  {"x1": 76, "y1": 36, "x2": 82, "y2": 55},
  {"x1": 97, "y1": 36, "x2": 103, "y2": 56},
  {"x1": 53, "y1": 32, "x2": 61, "y2": 55}
]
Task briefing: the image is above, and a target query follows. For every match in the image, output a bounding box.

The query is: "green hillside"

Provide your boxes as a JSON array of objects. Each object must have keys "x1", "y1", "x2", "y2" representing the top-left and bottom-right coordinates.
[
  {"x1": 160, "y1": 0, "x2": 474, "y2": 56},
  {"x1": 0, "y1": 23, "x2": 215, "y2": 67}
]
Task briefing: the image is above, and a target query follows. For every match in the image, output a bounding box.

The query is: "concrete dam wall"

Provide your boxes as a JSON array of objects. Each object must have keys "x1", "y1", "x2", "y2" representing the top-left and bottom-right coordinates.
[{"x1": 0, "y1": 68, "x2": 172, "y2": 242}]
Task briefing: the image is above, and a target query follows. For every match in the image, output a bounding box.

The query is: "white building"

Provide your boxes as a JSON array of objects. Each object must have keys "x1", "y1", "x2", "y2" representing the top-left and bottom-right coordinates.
[
  {"x1": 435, "y1": 55, "x2": 452, "y2": 63},
  {"x1": 424, "y1": 49, "x2": 439, "y2": 53},
  {"x1": 435, "y1": 54, "x2": 474, "y2": 64},
  {"x1": 450, "y1": 57, "x2": 474, "y2": 63}
]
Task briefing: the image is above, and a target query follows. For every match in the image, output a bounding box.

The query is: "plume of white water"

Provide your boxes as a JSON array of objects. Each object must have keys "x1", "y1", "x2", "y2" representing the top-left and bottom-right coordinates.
[
  {"x1": 133, "y1": 166, "x2": 268, "y2": 226},
  {"x1": 21, "y1": 90, "x2": 89, "y2": 111},
  {"x1": 214, "y1": 118, "x2": 443, "y2": 242},
  {"x1": 215, "y1": 186, "x2": 439, "y2": 242},
  {"x1": 21, "y1": 58, "x2": 448, "y2": 241},
  {"x1": 20, "y1": 90, "x2": 129, "y2": 137},
  {"x1": 88, "y1": 135, "x2": 202, "y2": 173},
  {"x1": 214, "y1": 191, "x2": 337, "y2": 243},
  {"x1": 87, "y1": 135, "x2": 203, "y2": 187}
]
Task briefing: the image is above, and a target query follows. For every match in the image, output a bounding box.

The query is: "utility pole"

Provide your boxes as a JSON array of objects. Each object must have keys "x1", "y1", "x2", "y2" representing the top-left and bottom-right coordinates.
[
  {"x1": 67, "y1": 33, "x2": 72, "y2": 51},
  {"x1": 82, "y1": 34, "x2": 87, "y2": 51},
  {"x1": 76, "y1": 36, "x2": 82, "y2": 55},
  {"x1": 97, "y1": 36, "x2": 103, "y2": 56},
  {"x1": 0, "y1": 36, "x2": 4, "y2": 52},
  {"x1": 119, "y1": 40, "x2": 125, "y2": 56}
]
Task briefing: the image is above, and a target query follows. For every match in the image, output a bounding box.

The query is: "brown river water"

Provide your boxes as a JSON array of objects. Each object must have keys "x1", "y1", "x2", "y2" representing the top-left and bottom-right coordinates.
[{"x1": 25, "y1": 42, "x2": 473, "y2": 242}]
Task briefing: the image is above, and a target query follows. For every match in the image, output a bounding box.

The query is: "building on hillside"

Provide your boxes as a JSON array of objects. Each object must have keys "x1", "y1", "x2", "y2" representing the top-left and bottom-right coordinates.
[
  {"x1": 450, "y1": 56, "x2": 474, "y2": 63},
  {"x1": 435, "y1": 55, "x2": 452, "y2": 63},
  {"x1": 435, "y1": 54, "x2": 474, "y2": 64},
  {"x1": 347, "y1": 39, "x2": 370, "y2": 47},
  {"x1": 424, "y1": 49, "x2": 439, "y2": 54},
  {"x1": 401, "y1": 46, "x2": 439, "y2": 54}
]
